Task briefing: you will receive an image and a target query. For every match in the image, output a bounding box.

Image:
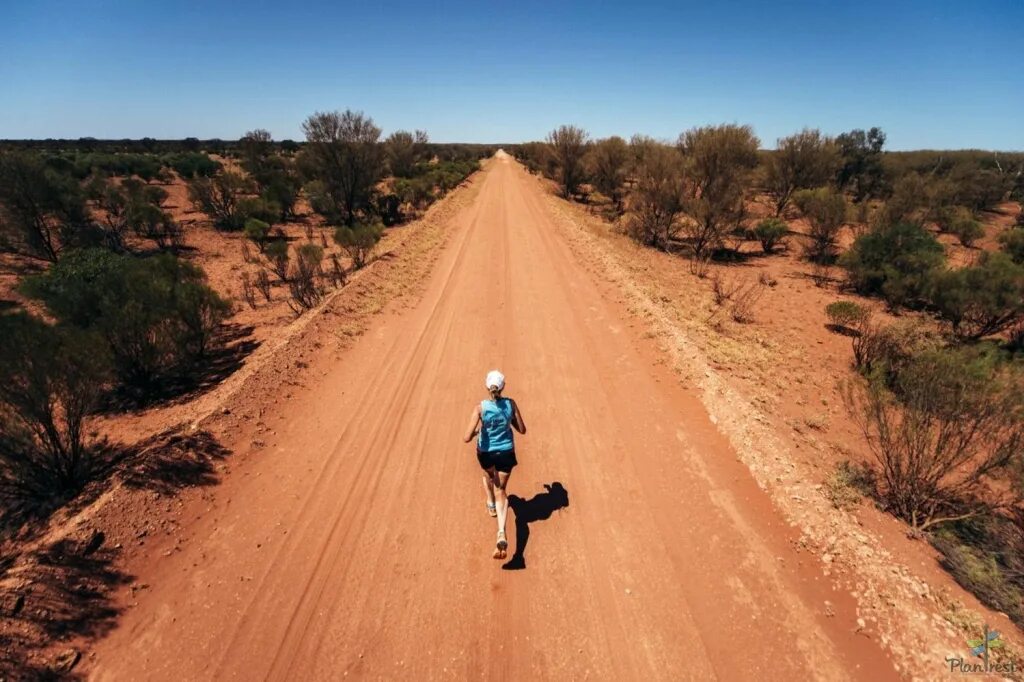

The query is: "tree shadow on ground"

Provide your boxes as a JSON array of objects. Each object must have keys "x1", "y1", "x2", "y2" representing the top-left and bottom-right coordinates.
[
  {"x1": 118, "y1": 428, "x2": 230, "y2": 495},
  {"x1": 0, "y1": 426, "x2": 230, "y2": 677},
  {"x1": 97, "y1": 322, "x2": 260, "y2": 413},
  {"x1": 0, "y1": 536, "x2": 132, "y2": 680},
  {"x1": 502, "y1": 482, "x2": 570, "y2": 571}
]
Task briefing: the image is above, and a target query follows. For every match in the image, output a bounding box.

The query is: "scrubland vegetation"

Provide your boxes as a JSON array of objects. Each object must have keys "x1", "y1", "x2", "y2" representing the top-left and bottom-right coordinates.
[
  {"x1": 0, "y1": 115, "x2": 488, "y2": 529},
  {"x1": 512, "y1": 126, "x2": 1024, "y2": 627}
]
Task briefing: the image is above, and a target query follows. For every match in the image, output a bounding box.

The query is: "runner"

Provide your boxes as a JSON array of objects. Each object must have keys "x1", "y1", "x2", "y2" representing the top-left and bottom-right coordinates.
[{"x1": 463, "y1": 370, "x2": 527, "y2": 559}]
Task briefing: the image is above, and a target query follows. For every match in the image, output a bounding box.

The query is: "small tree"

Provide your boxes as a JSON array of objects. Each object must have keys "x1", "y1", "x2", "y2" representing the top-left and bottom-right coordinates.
[
  {"x1": 840, "y1": 222, "x2": 946, "y2": 308},
  {"x1": 999, "y1": 227, "x2": 1024, "y2": 264},
  {"x1": 793, "y1": 187, "x2": 847, "y2": 263},
  {"x1": 588, "y1": 136, "x2": 630, "y2": 211},
  {"x1": 0, "y1": 313, "x2": 111, "y2": 508},
  {"x1": 845, "y1": 347, "x2": 1024, "y2": 532},
  {"x1": 751, "y1": 218, "x2": 788, "y2": 253},
  {"x1": 625, "y1": 145, "x2": 684, "y2": 249},
  {"x1": 264, "y1": 240, "x2": 290, "y2": 282},
  {"x1": 950, "y1": 210, "x2": 984, "y2": 247},
  {"x1": 929, "y1": 252, "x2": 1024, "y2": 340},
  {"x1": 835, "y1": 127, "x2": 887, "y2": 202},
  {"x1": 301, "y1": 110, "x2": 384, "y2": 226},
  {"x1": 20, "y1": 249, "x2": 228, "y2": 390},
  {"x1": 288, "y1": 243, "x2": 325, "y2": 311},
  {"x1": 547, "y1": 125, "x2": 589, "y2": 199},
  {"x1": 385, "y1": 130, "x2": 418, "y2": 178},
  {"x1": 334, "y1": 222, "x2": 383, "y2": 269},
  {"x1": 244, "y1": 218, "x2": 271, "y2": 252},
  {"x1": 187, "y1": 172, "x2": 252, "y2": 230},
  {"x1": 765, "y1": 128, "x2": 839, "y2": 216},
  {"x1": 677, "y1": 124, "x2": 760, "y2": 262},
  {"x1": 825, "y1": 300, "x2": 869, "y2": 334},
  {"x1": 0, "y1": 152, "x2": 91, "y2": 261}
]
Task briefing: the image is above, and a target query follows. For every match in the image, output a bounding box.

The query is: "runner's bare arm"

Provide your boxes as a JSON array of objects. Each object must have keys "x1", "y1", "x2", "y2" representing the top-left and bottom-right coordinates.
[
  {"x1": 463, "y1": 405, "x2": 481, "y2": 442},
  {"x1": 511, "y1": 400, "x2": 527, "y2": 434}
]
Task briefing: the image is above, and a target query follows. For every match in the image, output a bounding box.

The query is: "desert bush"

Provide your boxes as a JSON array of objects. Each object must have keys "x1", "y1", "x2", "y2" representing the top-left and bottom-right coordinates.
[
  {"x1": 765, "y1": 128, "x2": 839, "y2": 216},
  {"x1": 949, "y1": 210, "x2": 984, "y2": 247},
  {"x1": 377, "y1": 193, "x2": 402, "y2": 226},
  {"x1": 264, "y1": 240, "x2": 290, "y2": 282},
  {"x1": 255, "y1": 269, "x2": 272, "y2": 301},
  {"x1": 824, "y1": 460, "x2": 875, "y2": 511},
  {"x1": 710, "y1": 272, "x2": 737, "y2": 306},
  {"x1": 929, "y1": 252, "x2": 1024, "y2": 340},
  {"x1": 678, "y1": 124, "x2": 760, "y2": 262},
  {"x1": 835, "y1": 127, "x2": 887, "y2": 202},
  {"x1": 947, "y1": 164, "x2": 1011, "y2": 213},
  {"x1": 334, "y1": 222, "x2": 383, "y2": 269},
  {"x1": 825, "y1": 300, "x2": 869, "y2": 334},
  {"x1": 729, "y1": 278, "x2": 765, "y2": 323},
  {"x1": 240, "y1": 271, "x2": 256, "y2": 309},
  {"x1": 547, "y1": 125, "x2": 589, "y2": 199},
  {"x1": 384, "y1": 130, "x2": 428, "y2": 178},
  {"x1": 587, "y1": 136, "x2": 630, "y2": 211},
  {"x1": 244, "y1": 218, "x2": 271, "y2": 252},
  {"x1": 187, "y1": 172, "x2": 252, "y2": 230},
  {"x1": 878, "y1": 172, "x2": 929, "y2": 226},
  {"x1": 840, "y1": 222, "x2": 946, "y2": 308},
  {"x1": 0, "y1": 313, "x2": 111, "y2": 513},
  {"x1": 236, "y1": 196, "x2": 280, "y2": 226},
  {"x1": 288, "y1": 243, "x2": 325, "y2": 311},
  {"x1": 20, "y1": 248, "x2": 228, "y2": 389},
  {"x1": 845, "y1": 346, "x2": 1024, "y2": 531},
  {"x1": 0, "y1": 151, "x2": 92, "y2": 261},
  {"x1": 168, "y1": 152, "x2": 220, "y2": 179},
  {"x1": 751, "y1": 217, "x2": 788, "y2": 253},
  {"x1": 793, "y1": 187, "x2": 847, "y2": 263},
  {"x1": 326, "y1": 253, "x2": 347, "y2": 288},
  {"x1": 625, "y1": 145, "x2": 684, "y2": 249},
  {"x1": 260, "y1": 169, "x2": 301, "y2": 221},
  {"x1": 301, "y1": 110, "x2": 384, "y2": 226},
  {"x1": 998, "y1": 227, "x2": 1024, "y2": 264},
  {"x1": 851, "y1": 319, "x2": 941, "y2": 380},
  {"x1": 932, "y1": 515, "x2": 1024, "y2": 629}
]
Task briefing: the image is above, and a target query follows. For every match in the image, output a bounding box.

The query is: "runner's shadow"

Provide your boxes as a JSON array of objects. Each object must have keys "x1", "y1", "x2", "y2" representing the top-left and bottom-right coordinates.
[{"x1": 502, "y1": 482, "x2": 569, "y2": 571}]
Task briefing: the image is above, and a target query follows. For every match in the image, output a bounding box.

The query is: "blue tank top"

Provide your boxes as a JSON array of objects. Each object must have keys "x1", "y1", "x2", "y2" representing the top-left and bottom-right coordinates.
[{"x1": 478, "y1": 398, "x2": 514, "y2": 452}]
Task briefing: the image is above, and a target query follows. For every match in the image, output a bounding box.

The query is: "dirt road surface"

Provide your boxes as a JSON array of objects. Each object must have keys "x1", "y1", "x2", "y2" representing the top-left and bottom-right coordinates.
[{"x1": 89, "y1": 154, "x2": 899, "y2": 680}]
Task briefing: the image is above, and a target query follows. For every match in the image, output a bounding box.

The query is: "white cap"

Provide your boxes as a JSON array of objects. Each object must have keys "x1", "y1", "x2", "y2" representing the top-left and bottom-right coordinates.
[{"x1": 485, "y1": 370, "x2": 505, "y2": 391}]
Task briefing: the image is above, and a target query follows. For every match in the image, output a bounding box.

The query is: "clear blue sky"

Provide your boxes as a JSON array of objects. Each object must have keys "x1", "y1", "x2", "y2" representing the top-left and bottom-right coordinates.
[{"x1": 1, "y1": 0, "x2": 1021, "y2": 150}]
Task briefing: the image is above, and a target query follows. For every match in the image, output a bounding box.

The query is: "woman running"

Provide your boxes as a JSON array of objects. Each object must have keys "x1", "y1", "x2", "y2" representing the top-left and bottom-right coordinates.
[{"x1": 463, "y1": 370, "x2": 527, "y2": 559}]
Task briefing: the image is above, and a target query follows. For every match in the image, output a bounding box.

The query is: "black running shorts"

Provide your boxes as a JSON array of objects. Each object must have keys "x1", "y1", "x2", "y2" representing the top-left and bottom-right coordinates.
[{"x1": 477, "y1": 448, "x2": 517, "y2": 473}]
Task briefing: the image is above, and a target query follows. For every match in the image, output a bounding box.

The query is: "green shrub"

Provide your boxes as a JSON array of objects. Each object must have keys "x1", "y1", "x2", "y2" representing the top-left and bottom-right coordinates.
[
  {"x1": 793, "y1": 187, "x2": 847, "y2": 262},
  {"x1": 20, "y1": 249, "x2": 229, "y2": 388},
  {"x1": 998, "y1": 227, "x2": 1024, "y2": 264},
  {"x1": 845, "y1": 346, "x2": 1024, "y2": 532},
  {"x1": 932, "y1": 517, "x2": 1024, "y2": 629},
  {"x1": 334, "y1": 222, "x2": 383, "y2": 269},
  {"x1": 244, "y1": 218, "x2": 270, "y2": 252},
  {"x1": 851, "y1": 319, "x2": 941, "y2": 381},
  {"x1": 825, "y1": 300, "x2": 869, "y2": 333},
  {"x1": 169, "y1": 152, "x2": 221, "y2": 179},
  {"x1": 0, "y1": 313, "x2": 111, "y2": 511},
  {"x1": 264, "y1": 239, "x2": 290, "y2": 281},
  {"x1": 840, "y1": 222, "x2": 946, "y2": 308},
  {"x1": 929, "y1": 252, "x2": 1024, "y2": 340},
  {"x1": 949, "y1": 210, "x2": 984, "y2": 247},
  {"x1": 751, "y1": 218, "x2": 788, "y2": 253},
  {"x1": 187, "y1": 172, "x2": 251, "y2": 230},
  {"x1": 237, "y1": 196, "x2": 280, "y2": 226}
]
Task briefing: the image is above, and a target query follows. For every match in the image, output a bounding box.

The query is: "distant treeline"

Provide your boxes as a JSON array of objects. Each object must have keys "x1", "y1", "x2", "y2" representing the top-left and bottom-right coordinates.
[{"x1": 0, "y1": 137, "x2": 500, "y2": 160}]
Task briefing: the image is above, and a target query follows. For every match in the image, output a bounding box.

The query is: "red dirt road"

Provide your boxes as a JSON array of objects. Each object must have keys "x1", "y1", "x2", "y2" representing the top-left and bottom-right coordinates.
[{"x1": 89, "y1": 155, "x2": 899, "y2": 680}]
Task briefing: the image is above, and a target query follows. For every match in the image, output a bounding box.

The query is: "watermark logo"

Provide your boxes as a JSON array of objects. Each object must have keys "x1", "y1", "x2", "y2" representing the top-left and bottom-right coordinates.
[{"x1": 945, "y1": 624, "x2": 1016, "y2": 675}]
